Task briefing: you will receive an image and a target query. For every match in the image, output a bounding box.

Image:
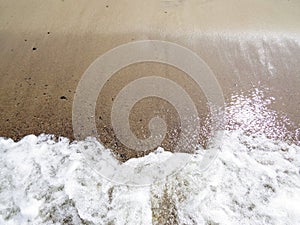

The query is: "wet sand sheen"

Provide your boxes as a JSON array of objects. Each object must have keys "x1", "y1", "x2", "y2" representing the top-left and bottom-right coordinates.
[{"x1": 0, "y1": 0, "x2": 300, "y2": 159}]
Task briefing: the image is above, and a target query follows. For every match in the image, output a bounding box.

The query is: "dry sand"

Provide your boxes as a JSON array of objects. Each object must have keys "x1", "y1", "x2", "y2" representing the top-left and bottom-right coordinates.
[{"x1": 1, "y1": 0, "x2": 300, "y2": 159}]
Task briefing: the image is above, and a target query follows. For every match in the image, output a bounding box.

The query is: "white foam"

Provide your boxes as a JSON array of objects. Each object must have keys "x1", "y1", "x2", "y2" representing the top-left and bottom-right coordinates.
[{"x1": 0, "y1": 130, "x2": 299, "y2": 224}]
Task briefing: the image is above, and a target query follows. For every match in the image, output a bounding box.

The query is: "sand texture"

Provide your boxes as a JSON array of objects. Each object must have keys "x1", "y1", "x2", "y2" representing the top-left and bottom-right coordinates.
[{"x1": 1, "y1": 0, "x2": 300, "y2": 159}]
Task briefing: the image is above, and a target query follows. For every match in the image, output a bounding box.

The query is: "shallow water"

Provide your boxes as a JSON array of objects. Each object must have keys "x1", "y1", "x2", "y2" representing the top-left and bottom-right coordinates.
[{"x1": 1, "y1": 87, "x2": 300, "y2": 224}]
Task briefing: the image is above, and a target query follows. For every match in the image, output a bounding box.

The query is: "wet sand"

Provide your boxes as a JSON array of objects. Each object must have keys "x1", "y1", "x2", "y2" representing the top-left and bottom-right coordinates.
[{"x1": 1, "y1": 0, "x2": 300, "y2": 159}]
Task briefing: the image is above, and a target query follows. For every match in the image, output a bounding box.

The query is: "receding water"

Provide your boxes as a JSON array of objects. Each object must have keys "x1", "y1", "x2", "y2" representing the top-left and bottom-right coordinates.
[{"x1": 1, "y1": 86, "x2": 300, "y2": 224}]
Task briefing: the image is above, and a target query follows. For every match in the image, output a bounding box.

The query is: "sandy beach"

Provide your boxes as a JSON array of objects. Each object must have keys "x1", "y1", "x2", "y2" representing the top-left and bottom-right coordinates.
[
  {"x1": 1, "y1": 1, "x2": 300, "y2": 224},
  {"x1": 1, "y1": 0, "x2": 300, "y2": 159}
]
